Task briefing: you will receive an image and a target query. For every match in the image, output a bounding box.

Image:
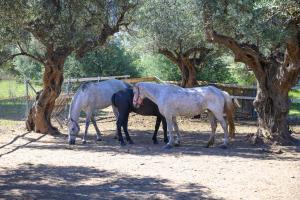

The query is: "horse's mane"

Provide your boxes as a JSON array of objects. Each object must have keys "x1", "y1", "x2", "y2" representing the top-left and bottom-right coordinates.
[{"x1": 68, "y1": 83, "x2": 88, "y2": 118}]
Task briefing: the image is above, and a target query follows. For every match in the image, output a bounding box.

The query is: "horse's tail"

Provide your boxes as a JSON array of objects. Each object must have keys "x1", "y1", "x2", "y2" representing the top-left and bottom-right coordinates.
[
  {"x1": 111, "y1": 93, "x2": 117, "y2": 107},
  {"x1": 222, "y1": 91, "x2": 235, "y2": 138}
]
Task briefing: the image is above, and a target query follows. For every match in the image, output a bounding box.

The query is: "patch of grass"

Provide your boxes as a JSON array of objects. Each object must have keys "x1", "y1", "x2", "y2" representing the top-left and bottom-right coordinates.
[
  {"x1": 289, "y1": 89, "x2": 300, "y2": 99},
  {"x1": 0, "y1": 119, "x2": 22, "y2": 126},
  {"x1": 289, "y1": 89, "x2": 300, "y2": 116},
  {"x1": 289, "y1": 102, "x2": 300, "y2": 116},
  {"x1": 0, "y1": 80, "x2": 42, "y2": 99}
]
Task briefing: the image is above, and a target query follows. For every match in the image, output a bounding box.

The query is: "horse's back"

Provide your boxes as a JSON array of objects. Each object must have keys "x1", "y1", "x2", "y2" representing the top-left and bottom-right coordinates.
[
  {"x1": 158, "y1": 85, "x2": 226, "y2": 116},
  {"x1": 76, "y1": 79, "x2": 128, "y2": 110}
]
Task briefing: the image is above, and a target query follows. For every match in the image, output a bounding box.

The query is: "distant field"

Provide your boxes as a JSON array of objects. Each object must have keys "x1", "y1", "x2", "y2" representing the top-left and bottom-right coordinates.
[{"x1": 0, "y1": 80, "x2": 42, "y2": 99}]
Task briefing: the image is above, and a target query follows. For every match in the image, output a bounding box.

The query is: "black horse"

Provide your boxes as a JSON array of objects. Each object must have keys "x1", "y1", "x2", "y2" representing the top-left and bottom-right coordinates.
[{"x1": 111, "y1": 88, "x2": 168, "y2": 146}]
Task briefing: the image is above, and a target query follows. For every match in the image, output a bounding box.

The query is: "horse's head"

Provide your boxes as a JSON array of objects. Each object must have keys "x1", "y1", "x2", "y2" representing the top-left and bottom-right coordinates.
[
  {"x1": 68, "y1": 118, "x2": 80, "y2": 145},
  {"x1": 133, "y1": 84, "x2": 145, "y2": 108}
]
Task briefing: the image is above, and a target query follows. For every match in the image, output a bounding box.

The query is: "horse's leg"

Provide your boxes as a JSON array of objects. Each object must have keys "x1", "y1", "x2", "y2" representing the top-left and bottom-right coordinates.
[
  {"x1": 161, "y1": 117, "x2": 168, "y2": 144},
  {"x1": 112, "y1": 105, "x2": 119, "y2": 139},
  {"x1": 172, "y1": 117, "x2": 181, "y2": 146},
  {"x1": 206, "y1": 111, "x2": 217, "y2": 148},
  {"x1": 165, "y1": 116, "x2": 175, "y2": 149},
  {"x1": 91, "y1": 115, "x2": 102, "y2": 141},
  {"x1": 116, "y1": 112, "x2": 126, "y2": 146},
  {"x1": 213, "y1": 111, "x2": 229, "y2": 148},
  {"x1": 152, "y1": 117, "x2": 161, "y2": 144},
  {"x1": 82, "y1": 111, "x2": 92, "y2": 144},
  {"x1": 123, "y1": 113, "x2": 134, "y2": 144}
]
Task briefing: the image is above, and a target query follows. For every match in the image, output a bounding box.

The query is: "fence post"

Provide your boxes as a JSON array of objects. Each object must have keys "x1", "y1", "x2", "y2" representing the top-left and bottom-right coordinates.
[
  {"x1": 25, "y1": 79, "x2": 29, "y2": 117},
  {"x1": 66, "y1": 78, "x2": 70, "y2": 95}
]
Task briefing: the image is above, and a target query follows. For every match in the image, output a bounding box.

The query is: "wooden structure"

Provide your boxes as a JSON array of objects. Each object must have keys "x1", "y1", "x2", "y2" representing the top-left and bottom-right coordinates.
[{"x1": 210, "y1": 83, "x2": 257, "y2": 119}]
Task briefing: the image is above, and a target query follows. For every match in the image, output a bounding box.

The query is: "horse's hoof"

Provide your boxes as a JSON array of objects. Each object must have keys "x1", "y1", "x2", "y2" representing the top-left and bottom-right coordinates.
[
  {"x1": 96, "y1": 138, "x2": 102, "y2": 141},
  {"x1": 128, "y1": 140, "x2": 134, "y2": 145},
  {"x1": 163, "y1": 144, "x2": 173, "y2": 149},
  {"x1": 205, "y1": 143, "x2": 210, "y2": 148},
  {"x1": 174, "y1": 142, "x2": 181, "y2": 147},
  {"x1": 153, "y1": 140, "x2": 158, "y2": 145},
  {"x1": 164, "y1": 139, "x2": 169, "y2": 144},
  {"x1": 82, "y1": 140, "x2": 87, "y2": 144},
  {"x1": 219, "y1": 144, "x2": 228, "y2": 149},
  {"x1": 120, "y1": 141, "x2": 126, "y2": 146}
]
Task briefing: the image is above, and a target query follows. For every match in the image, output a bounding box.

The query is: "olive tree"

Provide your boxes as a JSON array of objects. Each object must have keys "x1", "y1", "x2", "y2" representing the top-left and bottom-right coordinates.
[
  {"x1": 0, "y1": 0, "x2": 137, "y2": 134},
  {"x1": 202, "y1": 0, "x2": 300, "y2": 144},
  {"x1": 133, "y1": 0, "x2": 211, "y2": 87}
]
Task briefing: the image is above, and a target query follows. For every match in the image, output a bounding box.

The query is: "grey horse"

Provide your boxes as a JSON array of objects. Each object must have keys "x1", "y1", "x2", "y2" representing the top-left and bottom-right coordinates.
[{"x1": 68, "y1": 79, "x2": 130, "y2": 145}]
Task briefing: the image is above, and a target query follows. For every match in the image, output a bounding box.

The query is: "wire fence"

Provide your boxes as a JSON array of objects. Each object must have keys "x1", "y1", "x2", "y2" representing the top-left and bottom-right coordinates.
[{"x1": 0, "y1": 76, "x2": 130, "y2": 122}]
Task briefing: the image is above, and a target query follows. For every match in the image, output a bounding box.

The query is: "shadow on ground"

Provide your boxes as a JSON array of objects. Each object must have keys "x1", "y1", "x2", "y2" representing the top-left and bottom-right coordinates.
[
  {"x1": 12, "y1": 128, "x2": 300, "y2": 162},
  {"x1": 0, "y1": 163, "x2": 220, "y2": 200},
  {"x1": 0, "y1": 98, "x2": 27, "y2": 121}
]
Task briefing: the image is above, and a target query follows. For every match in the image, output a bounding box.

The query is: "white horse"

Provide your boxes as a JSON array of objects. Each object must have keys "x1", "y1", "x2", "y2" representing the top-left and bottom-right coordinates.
[
  {"x1": 68, "y1": 79, "x2": 130, "y2": 145},
  {"x1": 132, "y1": 82, "x2": 235, "y2": 148}
]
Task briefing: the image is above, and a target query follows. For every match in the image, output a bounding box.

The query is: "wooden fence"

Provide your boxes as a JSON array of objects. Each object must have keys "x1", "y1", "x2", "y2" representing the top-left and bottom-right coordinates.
[{"x1": 26, "y1": 75, "x2": 299, "y2": 124}]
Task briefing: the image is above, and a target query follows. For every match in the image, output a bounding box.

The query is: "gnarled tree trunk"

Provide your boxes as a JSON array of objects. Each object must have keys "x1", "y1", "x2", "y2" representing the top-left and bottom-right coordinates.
[
  {"x1": 253, "y1": 64, "x2": 292, "y2": 144},
  {"x1": 26, "y1": 48, "x2": 68, "y2": 134},
  {"x1": 178, "y1": 58, "x2": 198, "y2": 87},
  {"x1": 204, "y1": 20, "x2": 300, "y2": 144},
  {"x1": 158, "y1": 48, "x2": 200, "y2": 88},
  {"x1": 183, "y1": 57, "x2": 198, "y2": 87}
]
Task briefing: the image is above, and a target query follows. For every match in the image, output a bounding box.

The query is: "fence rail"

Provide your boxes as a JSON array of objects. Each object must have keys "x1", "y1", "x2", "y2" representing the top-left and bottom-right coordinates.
[
  {"x1": 20, "y1": 76, "x2": 300, "y2": 122},
  {"x1": 67, "y1": 75, "x2": 130, "y2": 83}
]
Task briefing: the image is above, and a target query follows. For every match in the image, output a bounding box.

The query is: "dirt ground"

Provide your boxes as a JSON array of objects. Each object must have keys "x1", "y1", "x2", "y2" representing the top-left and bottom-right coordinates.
[{"x1": 0, "y1": 111, "x2": 300, "y2": 200}]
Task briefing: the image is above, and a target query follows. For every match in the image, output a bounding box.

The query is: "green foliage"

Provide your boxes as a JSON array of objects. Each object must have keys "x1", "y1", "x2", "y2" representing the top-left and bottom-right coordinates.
[
  {"x1": 289, "y1": 89, "x2": 300, "y2": 116},
  {"x1": 64, "y1": 44, "x2": 140, "y2": 78},
  {"x1": 289, "y1": 103, "x2": 300, "y2": 116},
  {"x1": 132, "y1": 0, "x2": 203, "y2": 53},
  {"x1": 229, "y1": 63, "x2": 256, "y2": 86},
  {"x1": 136, "y1": 54, "x2": 181, "y2": 81},
  {"x1": 200, "y1": 0, "x2": 300, "y2": 56},
  {"x1": 197, "y1": 57, "x2": 236, "y2": 84},
  {"x1": 0, "y1": 0, "x2": 137, "y2": 76},
  {"x1": 13, "y1": 56, "x2": 43, "y2": 81},
  {"x1": 289, "y1": 89, "x2": 300, "y2": 100},
  {"x1": 137, "y1": 53, "x2": 236, "y2": 84}
]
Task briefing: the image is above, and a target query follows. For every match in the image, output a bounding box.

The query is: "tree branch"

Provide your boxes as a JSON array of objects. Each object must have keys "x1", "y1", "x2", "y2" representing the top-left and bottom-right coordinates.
[
  {"x1": 17, "y1": 42, "x2": 45, "y2": 65},
  {"x1": 281, "y1": 23, "x2": 300, "y2": 88},
  {"x1": 206, "y1": 31, "x2": 267, "y2": 71},
  {"x1": 0, "y1": 43, "x2": 45, "y2": 66},
  {"x1": 183, "y1": 47, "x2": 211, "y2": 58},
  {"x1": 75, "y1": 2, "x2": 137, "y2": 58},
  {"x1": 158, "y1": 48, "x2": 179, "y2": 65}
]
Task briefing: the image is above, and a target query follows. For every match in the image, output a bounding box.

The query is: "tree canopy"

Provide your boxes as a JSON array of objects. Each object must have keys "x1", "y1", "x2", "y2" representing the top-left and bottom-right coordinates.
[{"x1": 0, "y1": 0, "x2": 137, "y2": 134}]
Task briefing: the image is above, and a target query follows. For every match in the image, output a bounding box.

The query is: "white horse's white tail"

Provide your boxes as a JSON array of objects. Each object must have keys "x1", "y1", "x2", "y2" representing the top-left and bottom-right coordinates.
[{"x1": 222, "y1": 91, "x2": 235, "y2": 138}]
